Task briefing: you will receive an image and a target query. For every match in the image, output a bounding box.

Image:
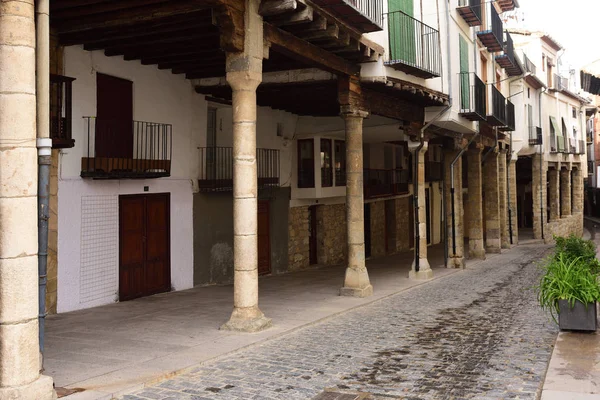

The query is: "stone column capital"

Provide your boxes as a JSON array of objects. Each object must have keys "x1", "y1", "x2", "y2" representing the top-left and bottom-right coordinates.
[
  {"x1": 225, "y1": 53, "x2": 262, "y2": 92},
  {"x1": 340, "y1": 106, "x2": 369, "y2": 119}
]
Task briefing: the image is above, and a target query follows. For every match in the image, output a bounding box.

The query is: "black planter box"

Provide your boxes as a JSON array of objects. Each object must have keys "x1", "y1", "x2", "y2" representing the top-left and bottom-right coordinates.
[{"x1": 558, "y1": 300, "x2": 597, "y2": 331}]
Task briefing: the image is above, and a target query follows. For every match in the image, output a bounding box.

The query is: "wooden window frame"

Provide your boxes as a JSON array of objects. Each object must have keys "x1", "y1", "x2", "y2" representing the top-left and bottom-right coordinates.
[{"x1": 297, "y1": 139, "x2": 315, "y2": 188}]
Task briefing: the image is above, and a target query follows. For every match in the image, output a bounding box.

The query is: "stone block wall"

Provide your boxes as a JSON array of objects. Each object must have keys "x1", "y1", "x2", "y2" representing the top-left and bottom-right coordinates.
[
  {"x1": 316, "y1": 204, "x2": 347, "y2": 265},
  {"x1": 369, "y1": 201, "x2": 386, "y2": 258},
  {"x1": 288, "y1": 206, "x2": 310, "y2": 270},
  {"x1": 546, "y1": 214, "x2": 584, "y2": 241},
  {"x1": 396, "y1": 196, "x2": 412, "y2": 251}
]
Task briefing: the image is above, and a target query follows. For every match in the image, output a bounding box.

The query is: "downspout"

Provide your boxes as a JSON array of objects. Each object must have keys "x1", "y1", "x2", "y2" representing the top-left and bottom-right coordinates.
[
  {"x1": 36, "y1": 0, "x2": 51, "y2": 360},
  {"x1": 539, "y1": 88, "x2": 545, "y2": 240},
  {"x1": 508, "y1": 130, "x2": 514, "y2": 244}
]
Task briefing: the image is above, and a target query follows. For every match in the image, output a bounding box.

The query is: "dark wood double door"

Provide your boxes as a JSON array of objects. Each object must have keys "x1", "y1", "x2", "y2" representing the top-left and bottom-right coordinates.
[{"x1": 119, "y1": 193, "x2": 171, "y2": 301}]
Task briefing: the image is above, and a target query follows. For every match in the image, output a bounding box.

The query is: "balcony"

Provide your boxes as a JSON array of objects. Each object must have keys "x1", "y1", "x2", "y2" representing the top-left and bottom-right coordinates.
[
  {"x1": 556, "y1": 135, "x2": 565, "y2": 153},
  {"x1": 364, "y1": 168, "x2": 410, "y2": 199},
  {"x1": 553, "y1": 73, "x2": 569, "y2": 91},
  {"x1": 198, "y1": 147, "x2": 280, "y2": 192},
  {"x1": 587, "y1": 120, "x2": 594, "y2": 143},
  {"x1": 457, "y1": 0, "x2": 482, "y2": 27},
  {"x1": 312, "y1": 0, "x2": 384, "y2": 32},
  {"x1": 578, "y1": 140, "x2": 586, "y2": 155},
  {"x1": 522, "y1": 53, "x2": 537, "y2": 75},
  {"x1": 499, "y1": 100, "x2": 515, "y2": 132},
  {"x1": 476, "y1": 3, "x2": 503, "y2": 52},
  {"x1": 425, "y1": 161, "x2": 442, "y2": 182},
  {"x1": 385, "y1": 10, "x2": 441, "y2": 78},
  {"x1": 495, "y1": 32, "x2": 523, "y2": 77},
  {"x1": 81, "y1": 118, "x2": 172, "y2": 179},
  {"x1": 529, "y1": 126, "x2": 542, "y2": 146},
  {"x1": 486, "y1": 85, "x2": 507, "y2": 127},
  {"x1": 459, "y1": 72, "x2": 487, "y2": 121},
  {"x1": 568, "y1": 138, "x2": 577, "y2": 154},
  {"x1": 50, "y1": 74, "x2": 76, "y2": 149}
]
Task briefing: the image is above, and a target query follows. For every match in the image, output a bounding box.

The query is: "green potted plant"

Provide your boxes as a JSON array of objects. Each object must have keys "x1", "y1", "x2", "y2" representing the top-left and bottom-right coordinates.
[{"x1": 537, "y1": 236, "x2": 600, "y2": 331}]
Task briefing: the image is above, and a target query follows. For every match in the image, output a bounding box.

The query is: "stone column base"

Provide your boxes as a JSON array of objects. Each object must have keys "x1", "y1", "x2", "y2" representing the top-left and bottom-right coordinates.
[
  {"x1": 486, "y1": 246, "x2": 502, "y2": 254},
  {"x1": 0, "y1": 375, "x2": 55, "y2": 400},
  {"x1": 340, "y1": 284, "x2": 373, "y2": 298},
  {"x1": 409, "y1": 258, "x2": 433, "y2": 280},
  {"x1": 447, "y1": 256, "x2": 465, "y2": 269},
  {"x1": 220, "y1": 307, "x2": 272, "y2": 333}
]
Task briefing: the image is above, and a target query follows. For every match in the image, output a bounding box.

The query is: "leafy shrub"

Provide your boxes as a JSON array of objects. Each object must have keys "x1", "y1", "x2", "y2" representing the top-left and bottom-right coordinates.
[
  {"x1": 553, "y1": 235, "x2": 600, "y2": 274},
  {"x1": 537, "y1": 253, "x2": 600, "y2": 322}
]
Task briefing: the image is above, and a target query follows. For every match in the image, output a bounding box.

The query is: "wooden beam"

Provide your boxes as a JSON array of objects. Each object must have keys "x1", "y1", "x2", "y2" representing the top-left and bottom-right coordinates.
[
  {"x1": 141, "y1": 49, "x2": 222, "y2": 65},
  {"x1": 269, "y1": 3, "x2": 313, "y2": 26},
  {"x1": 158, "y1": 55, "x2": 225, "y2": 70},
  {"x1": 259, "y1": 0, "x2": 297, "y2": 17},
  {"x1": 363, "y1": 88, "x2": 424, "y2": 122},
  {"x1": 51, "y1": 0, "x2": 166, "y2": 20},
  {"x1": 296, "y1": 23, "x2": 338, "y2": 41},
  {"x1": 264, "y1": 23, "x2": 359, "y2": 76},
  {"x1": 83, "y1": 29, "x2": 218, "y2": 51}
]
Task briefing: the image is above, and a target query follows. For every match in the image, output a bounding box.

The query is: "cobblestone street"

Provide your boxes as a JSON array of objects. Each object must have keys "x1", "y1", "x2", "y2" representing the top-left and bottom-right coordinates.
[{"x1": 124, "y1": 243, "x2": 558, "y2": 400}]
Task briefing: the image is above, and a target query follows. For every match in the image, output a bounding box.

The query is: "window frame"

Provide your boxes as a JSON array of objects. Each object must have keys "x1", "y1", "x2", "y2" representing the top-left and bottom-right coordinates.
[{"x1": 297, "y1": 139, "x2": 315, "y2": 188}]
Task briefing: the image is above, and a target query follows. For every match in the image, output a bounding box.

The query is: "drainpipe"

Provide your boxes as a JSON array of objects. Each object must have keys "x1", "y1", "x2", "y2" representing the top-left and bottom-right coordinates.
[
  {"x1": 539, "y1": 88, "x2": 546, "y2": 240},
  {"x1": 36, "y1": 0, "x2": 51, "y2": 359},
  {"x1": 450, "y1": 132, "x2": 479, "y2": 256},
  {"x1": 508, "y1": 130, "x2": 514, "y2": 244}
]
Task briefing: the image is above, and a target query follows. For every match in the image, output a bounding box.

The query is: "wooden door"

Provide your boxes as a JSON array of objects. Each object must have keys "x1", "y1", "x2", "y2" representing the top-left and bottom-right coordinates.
[
  {"x1": 459, "y1": 35, "x2": 470, "y2": 110},
  {"x1": 309, "y1": 205, "x2": 318, "y2": 265},
  {"x1": 119, "y1": 193, "x2": 170, "y2": 301},
  {"x1": 388, "y1": 0, "x2": 415, "y2": 64},
  {"x1": 96, "y1": 73, "x2": 133, "y2": 159},
  {"x1": 257, "y1": 201, "x2": 271, "y2": 275}
]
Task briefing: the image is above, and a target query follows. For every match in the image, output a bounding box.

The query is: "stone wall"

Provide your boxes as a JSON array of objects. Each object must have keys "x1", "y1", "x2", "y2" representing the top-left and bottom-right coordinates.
[
  {"x1": 396, "y1": 196, "x2": 412, "y2": 251},
  {"x1": 316, "y1": 204, "x2": 346, "y2": 265},
  {"x1": 288, "y1": 206, "x2": 310, "y2": 270},
  {"x1": 369, "y1": 201, "x2": 386, "y2": 258},
  {"x1": 546, "y1": 214, "x2": 584, "y2": 241}
]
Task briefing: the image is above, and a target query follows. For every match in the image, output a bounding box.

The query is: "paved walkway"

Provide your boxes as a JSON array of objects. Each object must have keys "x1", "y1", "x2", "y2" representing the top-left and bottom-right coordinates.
[
  {"x1": 118, "y1": 242, "x2": 557, "y2": 400},
  {"x1": 48, "y1": 244, "x2": 463, "y2": 399}
]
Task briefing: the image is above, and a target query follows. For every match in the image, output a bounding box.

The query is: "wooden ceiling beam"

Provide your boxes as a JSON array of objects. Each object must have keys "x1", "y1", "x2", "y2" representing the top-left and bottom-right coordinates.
[
  {"x1": 51, "y1": 0, "x2": 167, "y2": 20},
  {"x1": 83, "y1": 28, "x2": 217, "y2": 51},
  {"x1": 264, "y1": 23, "x2": 359, "y2": 76},
  {"x1": 363, "y1": 88, "x2": 424, "y2": 122},
  {"x1": 141, "y1": 49, "x2": 222, "y2": 65}
]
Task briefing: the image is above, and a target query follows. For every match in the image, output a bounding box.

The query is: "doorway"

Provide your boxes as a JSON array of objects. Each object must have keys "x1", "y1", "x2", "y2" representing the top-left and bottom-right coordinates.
[
  {"x1": 119, "y1": 193, "x2": 171, "y2": 301},
  {"x1": 257, "y1": 200, "x2": 271, "y2": 275},
  {"x1": 96, "y1": 73, "x2": 133, "y2": 159}
]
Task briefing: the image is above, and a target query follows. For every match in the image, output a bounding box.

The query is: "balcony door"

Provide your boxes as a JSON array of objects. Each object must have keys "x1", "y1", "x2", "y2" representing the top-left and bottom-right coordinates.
[
  {"x1": 388, "y1": 0, "x2": 415, "y2": 64},
  {"x1": 459, "y1": 35, "x2": 470, "y2": 110},
  {"x1": 96, "y1": 73, "x2": 133, "y2": 159}
]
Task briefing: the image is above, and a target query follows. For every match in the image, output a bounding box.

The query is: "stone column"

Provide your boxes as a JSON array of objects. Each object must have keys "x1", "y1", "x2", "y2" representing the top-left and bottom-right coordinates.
[
  {"x1": 508, "y1": 158, "x2": 518, "y2": 245},
  {"x1": 532, "y1": 153, "x2": 547, "y2": 240},
  {"x1": 498, "y1": 149, "x2": 510, "y2": 249},
  {"x1": 572, "y1": 166, "x2": 584, "y2": 214},
  {"x1": 340, "y1": 108, "x2": 373, "y2": 297},
  {"x1": 483, "y1": 150, "x2": 501, "y2": 253},
  {"x1": 560, "y1": 167, "x2": 572, "y2": 218},
  {"x1": 444, "y1": 149, "x2": 464, "y2": 268},
  {"x1": 409, "y1": 142, "x2": 433, "y2": 279},
  {"x1": 548, "y1": 168, "x2": 560, "y2": 221},
  {"x1": 221, "y1": 0, "x2": 271, "y2": 332},
  {"x1": 467, "y1": 147, "x2": 485, "y2": 259},
  {"x1": 0, "y1": 1, "x2": 55, "y2": 398}
]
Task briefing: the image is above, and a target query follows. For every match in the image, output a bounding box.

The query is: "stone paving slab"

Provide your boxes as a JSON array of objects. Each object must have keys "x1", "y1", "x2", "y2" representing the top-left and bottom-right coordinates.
[{"x1": 123, "y1": 243, "x2": 558, "y2": 400}]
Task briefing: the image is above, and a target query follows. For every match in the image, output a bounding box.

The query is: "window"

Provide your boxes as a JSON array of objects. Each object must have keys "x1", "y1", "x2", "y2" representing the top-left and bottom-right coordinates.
[
  {"x1": 297, "y1": 139, "x2": 314, "y2": 188},
  {"x1": 334, "y1": 140, "x2": 346, "y2": 187},
  {"x1": 320, "y1": 139, "x2": 333, "y2": 187},
  {"x1": 50, "y1": 74, "x2": 76, "y2": 148},
  {"x1": 527, "y1": 87, "x2": 530, "y2": 99},
  {"x1": 542, "y1": 54, "x2": 546, "y2": 72},
  {"x1": 572, "y1": 107, "x2": 577, "y2": 118}
]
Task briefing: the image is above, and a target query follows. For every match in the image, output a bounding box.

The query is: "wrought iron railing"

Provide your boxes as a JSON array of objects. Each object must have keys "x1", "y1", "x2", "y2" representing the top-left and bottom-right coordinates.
[
  {"x1": 459, "y1": 72, "x2": 487, "y2": 121},
  {"x1": 553, "y1": 73, "x2": 569, "y2": 91},
  {"x1": 425, "y1": 161, "x2": 443, "y2": 182},
  {"x1": 457, "y1": 0, "x2": 482, "y2": 26},
  {"x1": 500, "y1": 100, "x2": 515, "y2": 131},
  {"x1": 198, "y1": 147, "x2": 280, "y2": 192},
  {"x1": 81, "y1": 117, "x2": 172, "y2": 179},
  {"x1": 346, "y1": 0, "x2": 384, "y2": 30},
  {"x1": 488, "y1": 85, "x2": 507, "y2": 126},
  {"x1": 385, "y1": 10, "x2": 441, "y2": 78},
  {"x1": 364, "y1": 168, "x2": 409, "y2": 199},
  {"x1": 476, "y1": 3, "x2": 503, "y2": 52},
  {"x1": 529, "y1": 126, "x2": 542, "y2": 145},
  {"x1": 50, "y1": 74, "x2": 76, "y2": 149},
  {"x1": 523, "y1": 53, "x2": 537, "y2": 75}
]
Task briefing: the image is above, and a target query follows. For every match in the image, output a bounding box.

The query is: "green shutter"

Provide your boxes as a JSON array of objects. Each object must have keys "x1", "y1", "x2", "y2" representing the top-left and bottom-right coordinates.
[
  {"x1": 459, "y1": 35, "x2": 470, "y2": 110},
  {"x1": 388, "y1": 0, "x2": 415, "y2": 64}
]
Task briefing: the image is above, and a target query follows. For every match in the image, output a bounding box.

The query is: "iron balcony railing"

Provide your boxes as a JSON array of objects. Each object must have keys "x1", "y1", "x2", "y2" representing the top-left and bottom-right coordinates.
[
  {"x1": 495, "y1": 31, "x2": 522, "y2": 76},
  {"x1": 198, "y1": 147, "x2": 280, "y2": 192},
  {"x1": 476, "y1": 3, "x2": 503, "y2": 52},
  {"x1": 522, "y1": 53, "x2": 537, "y2": 75},
  {"x1": 81, "y1": 117, "x2": 172, "y2": 179},
  {"x1": 50, "y1": 74, "x2": 76, "y2": 149},
  {"x1": 312, "y1": 0, "x2": 384, "y2": 32},
  {"x1": 459, "y1": 72, "x2": 487, "y2": 122},
  {"x1": 569, "y1": 138, "x2": 576, "y2": 154},
  {"x1": 364, "y1": 168, "x2": 410, "y2": 199},
  {"x1": 385, "y1": 10, "x2": 441, "y2": 79},
  {"x1": 457, "y1": 0, "x2": 482, "y2": 26},
  {"x1": 499, "y1": 100, "x2": 515, "y2": 131},
  {"x1": 425, "y1": 161, "x2": 443, "y2": 182},
  {"x1": 578, "y1": 140, "x2": 586, "y2": 155},
  {"x1": 529, "y1": 126, "x2": 542, "y2": 146},
  {"x1": 487, "y1": 85, "x2": 507, "y2": 127},
  {"x1": 553, "y1": 73, "x2": 569, "y2": 91},
  {"x1": 556, "y1": 135, "x2": 565, "y2": 153}
]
